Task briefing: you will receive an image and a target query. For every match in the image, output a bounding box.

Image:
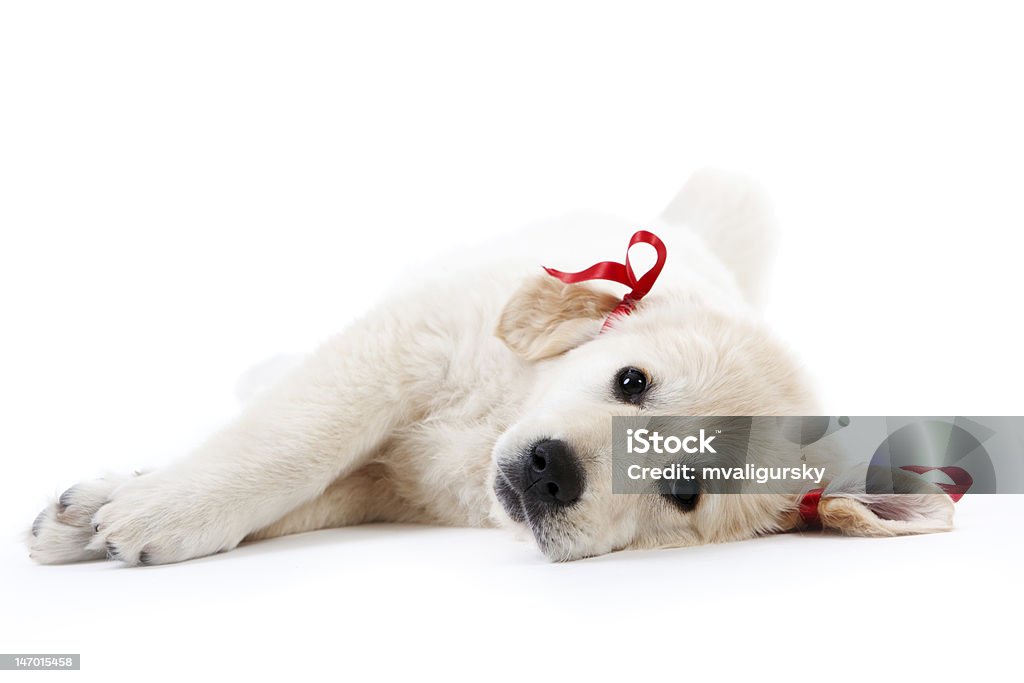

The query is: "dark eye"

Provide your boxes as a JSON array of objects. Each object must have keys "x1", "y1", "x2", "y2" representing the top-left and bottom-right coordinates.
[
  {"x1": 664, "y1": 476, "x2": 700, "y2": 512},
  {"x1": 615, "y1": 367, "x2": 649, "y2": 403}
]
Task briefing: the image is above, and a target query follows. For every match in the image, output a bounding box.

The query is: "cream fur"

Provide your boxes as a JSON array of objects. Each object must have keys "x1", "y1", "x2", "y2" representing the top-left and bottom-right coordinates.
[{"x1": 27, "y1": 169, "x2": 957, "y2": 565}]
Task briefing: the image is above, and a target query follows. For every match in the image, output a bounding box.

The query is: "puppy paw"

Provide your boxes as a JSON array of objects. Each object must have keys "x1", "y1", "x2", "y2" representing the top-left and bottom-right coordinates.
[
  {"x1": 89, "y1": 474, "x2": 242, "y2": 566},
  {"x1": 28, "y1": 473, "x2": 136, "y2": 564}
]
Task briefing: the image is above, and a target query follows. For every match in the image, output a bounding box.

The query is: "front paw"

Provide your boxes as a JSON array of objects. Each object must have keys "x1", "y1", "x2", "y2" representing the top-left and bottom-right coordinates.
[
  {"x1": 88, "y1": 475, "x2": 242, "y2": 565},
  {"x1": 29, "y1": 474, "x2": 135, "y2": 564}
]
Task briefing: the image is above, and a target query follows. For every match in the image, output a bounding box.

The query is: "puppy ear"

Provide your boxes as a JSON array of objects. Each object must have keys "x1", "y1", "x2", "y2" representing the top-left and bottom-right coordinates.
[
  {"x1": 814, "y1": 466, "x2": 955, "y2": 536},
  {"x1": 496, "y1": 274, "x2": 620, "y2": 361}
]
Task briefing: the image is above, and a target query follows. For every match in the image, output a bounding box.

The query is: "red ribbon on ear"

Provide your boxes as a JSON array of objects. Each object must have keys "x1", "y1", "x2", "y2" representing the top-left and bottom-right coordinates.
[
  {"x1": 798, "y1": 465, "x2": 974, "y2": 527},
  {"x1": 798, "y1": 488, "x2": 824, "y2": 526},
  {"x1": 543, "y1": 230, "x2": 668, "y2": 332}
]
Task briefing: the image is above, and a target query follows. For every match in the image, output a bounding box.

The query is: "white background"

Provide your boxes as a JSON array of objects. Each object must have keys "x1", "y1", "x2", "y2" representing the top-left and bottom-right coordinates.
[{"x1": 1, "y1": 1, "x2": 1022, "y2": 680}]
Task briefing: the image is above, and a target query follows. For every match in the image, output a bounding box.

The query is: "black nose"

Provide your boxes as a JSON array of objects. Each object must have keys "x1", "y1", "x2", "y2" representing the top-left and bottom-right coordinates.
[{"x1": 523, "y1": 439, "x2": 584, "y2": 507}]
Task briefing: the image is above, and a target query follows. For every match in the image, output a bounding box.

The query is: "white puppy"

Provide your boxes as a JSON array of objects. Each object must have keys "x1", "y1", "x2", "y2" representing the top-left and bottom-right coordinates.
[{"x1": 28, "y1": 170, "x2": 954, "y2": 565}]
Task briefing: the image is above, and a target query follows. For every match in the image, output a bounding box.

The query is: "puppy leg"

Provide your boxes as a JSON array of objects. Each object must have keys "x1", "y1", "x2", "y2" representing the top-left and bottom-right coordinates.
[
  {"x1": 245, "y1": 463, "x2": 426, "y2": 542},
  {"x1": 31, "y1": 314, "x2": 434, "y2": 566},
  {"x1": 660, "y1": 168, "x2": 779, "y2": 307}
]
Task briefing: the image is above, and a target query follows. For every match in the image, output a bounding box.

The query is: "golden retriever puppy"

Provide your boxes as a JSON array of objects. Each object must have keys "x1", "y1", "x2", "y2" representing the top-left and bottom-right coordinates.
[{"x1": 28, "y1": 169, "x2": 954, "y2": 565}]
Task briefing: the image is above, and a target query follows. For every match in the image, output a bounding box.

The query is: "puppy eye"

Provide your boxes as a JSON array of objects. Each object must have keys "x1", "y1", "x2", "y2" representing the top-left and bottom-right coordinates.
[
  {"x1": 614, "y1": 367, "x2": 649, "y2": 403},
  {"x1": 664, "y1": 477, "x2": 700, "y2": 512}
]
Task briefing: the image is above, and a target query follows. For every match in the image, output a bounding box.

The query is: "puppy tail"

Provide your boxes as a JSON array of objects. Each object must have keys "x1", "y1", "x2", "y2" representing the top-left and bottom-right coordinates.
[{"x1": 659, "y1": 168, "x2": 779, "y2": 308}]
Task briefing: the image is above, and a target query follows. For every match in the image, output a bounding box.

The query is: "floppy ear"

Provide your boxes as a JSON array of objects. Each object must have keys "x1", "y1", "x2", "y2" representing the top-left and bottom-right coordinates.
[
  {"x1": 496, "y1": 274, "x2": 620, "y2": 361},
  {"x1": 815, "y1": 466, "x2": 955, "y2": 536}
]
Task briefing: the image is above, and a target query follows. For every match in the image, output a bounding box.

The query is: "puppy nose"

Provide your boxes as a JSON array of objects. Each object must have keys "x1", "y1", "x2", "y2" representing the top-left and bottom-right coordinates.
[{"x1": 524, "y1": 439, "x2": 584, "y2": 507}]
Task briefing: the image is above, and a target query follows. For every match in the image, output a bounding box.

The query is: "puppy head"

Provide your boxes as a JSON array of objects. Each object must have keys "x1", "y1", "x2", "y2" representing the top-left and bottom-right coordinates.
[{"x1": 491, "y1": 275, "x2": 953, "y2": 561}]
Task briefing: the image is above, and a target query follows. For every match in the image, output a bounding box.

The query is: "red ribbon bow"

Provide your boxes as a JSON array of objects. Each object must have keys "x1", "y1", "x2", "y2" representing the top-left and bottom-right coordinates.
[
  {"x1": 543, "y1": 230, "x2": 668, "y2": 332},
  {"x1": 896, "y1": 465, "x2": 973, "y2": 502},
  {"x1": 799, "y1": 465, "x2": 974, "y2": 527}
]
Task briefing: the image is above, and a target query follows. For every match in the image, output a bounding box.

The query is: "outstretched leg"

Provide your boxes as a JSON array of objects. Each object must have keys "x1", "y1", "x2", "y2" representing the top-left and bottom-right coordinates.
[
  {"x1": 244, "y1": 463, "x2": 428, "y2": 542},
  {"x1": 29, "y1": 310, "x2": 441, "y2": 565}
]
